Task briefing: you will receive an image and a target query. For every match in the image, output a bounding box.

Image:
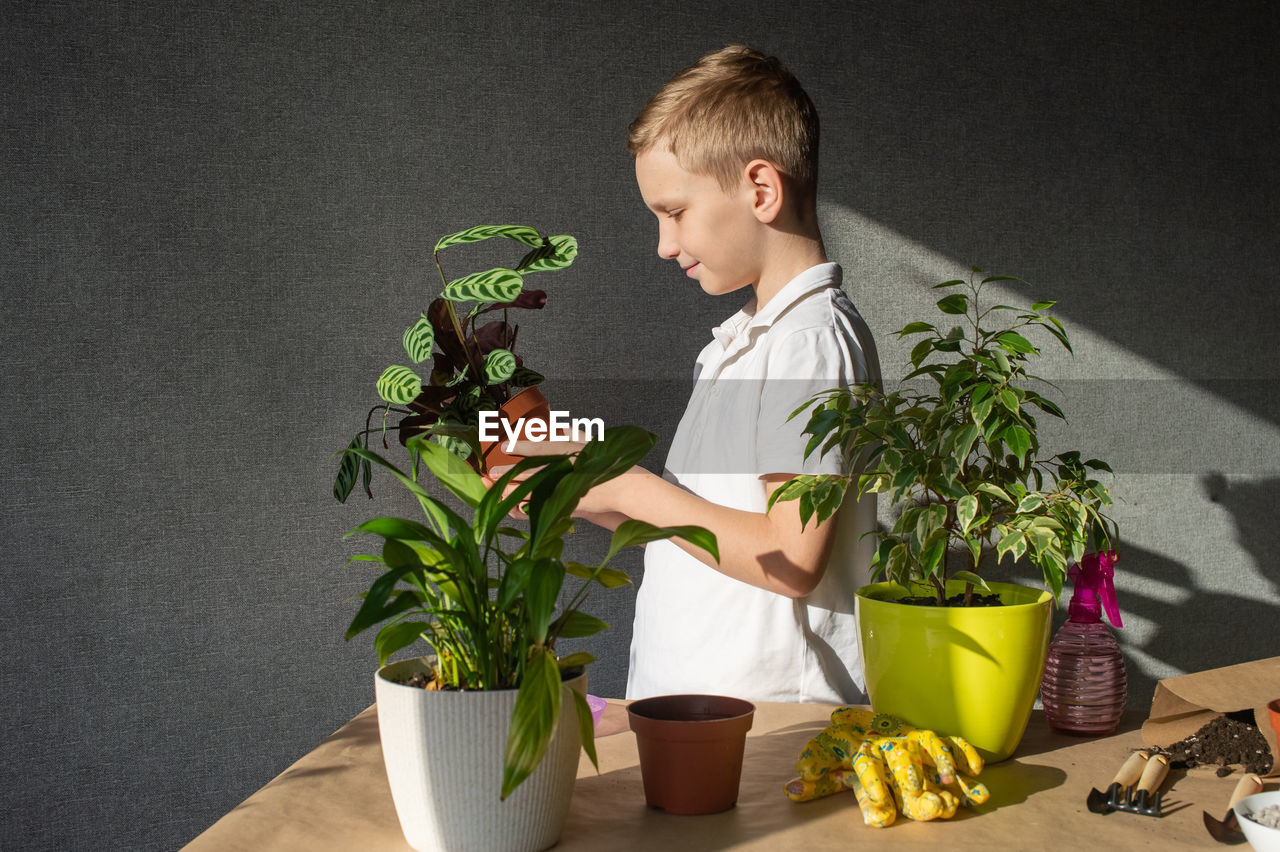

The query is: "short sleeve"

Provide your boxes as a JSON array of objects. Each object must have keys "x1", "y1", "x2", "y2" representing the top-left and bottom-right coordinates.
[{"x1": 754, "y1": 326, "x2": 864, "y2": 477}]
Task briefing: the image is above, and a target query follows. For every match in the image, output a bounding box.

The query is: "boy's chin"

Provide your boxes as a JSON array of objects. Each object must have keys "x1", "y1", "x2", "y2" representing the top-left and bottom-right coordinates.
[{"x1": 698, "y1": 277, "x2": 753, "y2": 297}]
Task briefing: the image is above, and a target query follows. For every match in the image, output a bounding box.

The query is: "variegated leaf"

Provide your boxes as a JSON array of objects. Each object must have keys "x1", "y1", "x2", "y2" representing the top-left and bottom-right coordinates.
[
  {"x1": 376, "y1": 365, "x2": 423, "y2": 405},
  {"x1": 401, "y1": 313, "x2": 435, "y2": 364},
  {"x1": 485, "y1": 348, "x2": 516, "y2": 384},
  {"x1": 509, "y1": 366, "x2": 544, "y2": 387},
  {"x1": 443, "y1": 267, "x2": 524, "y2": 304},
  {"x1": 517, "y1": 234, "x2": 579, "y2": 273},
  {"x1": 434, "y1": 224, "x2": 542, "y2": 254}
]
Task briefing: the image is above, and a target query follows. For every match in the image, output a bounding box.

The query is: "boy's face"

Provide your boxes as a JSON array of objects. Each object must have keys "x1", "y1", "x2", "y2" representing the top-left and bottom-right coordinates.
[{"x1": 634, "y1": 146, "x2": 764, "y2": 297}]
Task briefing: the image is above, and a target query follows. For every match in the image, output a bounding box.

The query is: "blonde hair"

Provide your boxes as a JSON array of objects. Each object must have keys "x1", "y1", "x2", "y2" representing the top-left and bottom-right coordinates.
[{"x1": 628, "y1": 45, "x2": 819, "y2": 203}]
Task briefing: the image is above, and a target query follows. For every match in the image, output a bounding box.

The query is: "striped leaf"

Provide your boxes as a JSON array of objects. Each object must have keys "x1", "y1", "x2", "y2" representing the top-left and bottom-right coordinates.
[
  {"x1": 509, "y1": 366, "x2": 544, "y2": 387},
  {"x1": 517, "y1": 234, "x2": 579, "y2": 273},
  {"x1": 443, "y1": 267, "x2": 524, "y2": 304},
  {"x1": 376, "y1": 365, "x2": 423, "y2": 405},
  {"x1": 485, "y1": 348, "x2": 516, "y2": 384},
  {"x1": 434, "y1": 225, "x2": 542, "y2": 254},
  {"x1": 401, "y1": 313, "x2": 435, "y2": 364}
]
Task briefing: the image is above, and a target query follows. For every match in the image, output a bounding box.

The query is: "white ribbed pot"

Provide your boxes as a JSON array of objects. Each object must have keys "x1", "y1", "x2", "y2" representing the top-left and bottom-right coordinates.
[{"x1": 375, "y1": 657, "x2": 585, "y2": 852}]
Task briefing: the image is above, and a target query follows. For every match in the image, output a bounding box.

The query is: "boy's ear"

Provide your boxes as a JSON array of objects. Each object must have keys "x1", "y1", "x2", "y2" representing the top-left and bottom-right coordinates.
[{"x1": 744, "y1": 159, "x2": 785, "y2": 224}]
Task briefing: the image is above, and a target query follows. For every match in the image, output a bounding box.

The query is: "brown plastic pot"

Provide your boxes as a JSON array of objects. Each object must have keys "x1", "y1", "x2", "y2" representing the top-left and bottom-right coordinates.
[
  {"x1": 476, "y1": 385, "x2": 552, "y2": 472},
  {"x1": 627, "y1": 694, "x2": 755, "y2": 815}
]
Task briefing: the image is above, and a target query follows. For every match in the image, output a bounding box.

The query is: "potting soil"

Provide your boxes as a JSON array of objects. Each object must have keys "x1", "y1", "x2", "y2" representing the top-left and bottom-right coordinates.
[{"x1": 1148, "y1": 710, "x2": 1273, "y2": 776}]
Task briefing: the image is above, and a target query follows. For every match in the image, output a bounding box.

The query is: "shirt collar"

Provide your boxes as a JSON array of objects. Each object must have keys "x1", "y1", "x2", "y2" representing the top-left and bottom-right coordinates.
[{"x1": 709, "y1": 262, "x2": 841, "y2": 348}]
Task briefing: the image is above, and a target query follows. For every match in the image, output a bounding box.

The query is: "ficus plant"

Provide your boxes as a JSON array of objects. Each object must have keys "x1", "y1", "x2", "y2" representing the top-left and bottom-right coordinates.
[
  {"x1": 334, "y1": 224, "x2": 578, "y2": 502},
  {"x1": 769, "y1": 270, "x2": 1118, "y2": 607},
  {"x1": 342, "y1": 424, "x2": 717, "y2": 799}
]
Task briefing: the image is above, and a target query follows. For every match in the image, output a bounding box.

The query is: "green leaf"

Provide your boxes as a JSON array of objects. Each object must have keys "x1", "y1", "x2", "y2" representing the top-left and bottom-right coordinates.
[
  {"x1": 1031, "y1": 300, "x2": 1056, "y2": 311},
  {"x1": 997, "y1": 331, "x2": 1037, "y2": 354},
  {"x1": 565, "y1": 562, "x2": 632, "y2": 588},
  {"x1": 334, "y1": 436, "x2": 363, "y2": 503},
  {"x1": 497, "y1": 557, "x2": 535, "y2": 610},
  {"x1": 434, "y1": 224, "x2": 542, "y2": 253},
  {"x1": 570, "y1": 688, "x2": 599, "y2": 772},
  {"x1": 524, "y1": 559, "x2": 565, "y2": 643},
  {"x1": 377, "y1": 365, "x2": 423, "y2": 405},
  {"x1": 897, "y1": 321, "x2": 936, "y2": 337},
  {"x1": 444, "y1": 267, "x2": 525, "y2": 303},
  {"x1": 976, "y1": 482, "x2": 1014, "y2": 503},
  {"x1": 406, "y1": 435, "x2": 488, "y2": 508},
  {"x1": 936, "y1": 293, "x2": 969, "y2": 315},
  {"x1": 373, "y1": 620, "x2": 429, "y2": 666},
  {"x1": 951, "y1": 423, "x2": 980, "y2": 465},
  {"x1": 345, "y1": 566, "x2": 421, "y2": 640},
  {"x1": 951, "y1": 570, "x2": 990, "y2": 591},
  {"x1": 347, "y1": 516, "x2": 436, "y2": 542},
  {"x1": 1005, "y1": 425, "x2": 1031, "y2": 464},
  {"x1": 932, "y1": 279, "x2": 966, "y2": 289},
  {"x1": 510, "y1": 366, "x2": 545, "y2": 387},
  {"x1": 910, "y1": 338, "x2": 935, "y2": 368},
  {"x1": 485, "y1": 348, "x2": 517, "y2": 383},
  {"x1": 920, "y1": 529, "x2": 948, "y2": 574},
  {"x1": 552, "y1": 610, "x2": 609, "y2": 639},
  {"x1": 996, "y1": 529, "x2": 1026, "y2": 563},
  {"x1": 956, "y1": 494, "x2": 978, "y2": 535},
  {"x1": 402, "y1": 314, "x2": 435, "y2": 364},
  {"x1": 502, "y1": 648, "x2": 561, "y2": 799},
  {"x1": 1016, "y1": 493, "x2": 1044, "y2": 513},
  {"x1": 971, "y1": 390, "x2": 995, "y2": 425},
  {"x1": 558, "y1": 652, "x2": 595, "y2": 669},
  {"x1": 517, "y1": 234, "x2": 579, "y2": 273},
  {"x1": 603, "y1": 520, "x2": 719, "y2": 566}
]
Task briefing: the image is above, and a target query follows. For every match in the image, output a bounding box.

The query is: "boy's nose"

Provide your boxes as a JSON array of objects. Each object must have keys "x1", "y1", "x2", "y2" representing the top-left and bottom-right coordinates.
[{"x1": 656, "y1": 224, "x2": 679, "y2": 260}]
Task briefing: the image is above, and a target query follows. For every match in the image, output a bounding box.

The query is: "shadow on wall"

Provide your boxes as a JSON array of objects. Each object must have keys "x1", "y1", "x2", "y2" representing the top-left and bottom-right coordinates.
[{"x1": 1117, "y1": 474, "x2": 1280, "y2": 703}]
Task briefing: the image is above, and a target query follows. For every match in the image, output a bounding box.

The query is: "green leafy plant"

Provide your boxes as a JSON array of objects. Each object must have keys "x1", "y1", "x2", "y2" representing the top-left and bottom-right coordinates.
[
  {"x1": 343, "y1": 424, "x2": 717, "y2": 799},
  {"x1": 334, "y1": 224, "x2": 578, "y2": 502},
  {"x1": 769, "y1": 270, "x2": 1117, "y2": 606}
]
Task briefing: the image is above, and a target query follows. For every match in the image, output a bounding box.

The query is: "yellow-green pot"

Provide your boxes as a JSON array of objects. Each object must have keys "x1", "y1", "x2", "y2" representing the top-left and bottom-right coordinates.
[{"x1": 855, "y1": 580, "x2": 1052, "y2": 762}]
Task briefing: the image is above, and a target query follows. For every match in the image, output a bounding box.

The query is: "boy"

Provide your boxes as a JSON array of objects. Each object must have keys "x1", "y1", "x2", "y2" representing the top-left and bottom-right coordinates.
[{"x1": 519, "y1": 46, "x2": 880, "y2": 703}]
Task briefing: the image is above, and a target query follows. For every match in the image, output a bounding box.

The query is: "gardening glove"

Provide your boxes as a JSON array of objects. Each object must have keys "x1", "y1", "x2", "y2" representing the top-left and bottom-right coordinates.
[{"x1": 784, "y1": 709, "x2": 989, "y2": 828}]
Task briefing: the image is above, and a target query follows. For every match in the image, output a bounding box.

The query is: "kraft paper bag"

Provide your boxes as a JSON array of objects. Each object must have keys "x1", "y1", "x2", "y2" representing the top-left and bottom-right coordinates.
[{"x1": 1141, "y1": 656, "x2": 1280, "y2": 777}]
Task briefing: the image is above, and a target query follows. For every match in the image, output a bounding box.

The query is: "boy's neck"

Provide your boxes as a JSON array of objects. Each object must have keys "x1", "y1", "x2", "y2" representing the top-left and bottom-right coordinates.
[{"x1": 750, "y1": 224, "x2": 828, "y2": 313}]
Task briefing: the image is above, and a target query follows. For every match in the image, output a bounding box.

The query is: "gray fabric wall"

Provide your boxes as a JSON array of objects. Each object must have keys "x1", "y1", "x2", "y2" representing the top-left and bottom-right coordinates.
[{"x1": 3, "y1": 1, "x2": 1276, "y2": 849}]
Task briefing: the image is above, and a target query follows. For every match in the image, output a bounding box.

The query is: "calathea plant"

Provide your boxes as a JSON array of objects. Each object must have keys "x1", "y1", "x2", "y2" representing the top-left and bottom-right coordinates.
[
  {"x1": 770, "y1": 270, "x2": 1117, "y2": 606},
  {"x1": 334, "y1": 224, "x2": 578, "y2": 502},
  {"x1": 343, "y1": 424, "x2": 717, "y2": 798}
]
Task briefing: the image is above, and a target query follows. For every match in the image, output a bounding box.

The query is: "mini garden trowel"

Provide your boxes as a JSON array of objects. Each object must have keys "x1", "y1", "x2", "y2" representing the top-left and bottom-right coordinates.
[{"x1": 1203, "y1": 773, "x2": 1263, "y2": 844}]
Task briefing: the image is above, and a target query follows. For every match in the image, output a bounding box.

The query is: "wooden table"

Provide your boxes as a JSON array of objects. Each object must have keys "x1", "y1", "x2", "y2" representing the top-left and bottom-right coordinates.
[{"x1": 184, "y1": 701, "x2": 1263, "y2": 850}]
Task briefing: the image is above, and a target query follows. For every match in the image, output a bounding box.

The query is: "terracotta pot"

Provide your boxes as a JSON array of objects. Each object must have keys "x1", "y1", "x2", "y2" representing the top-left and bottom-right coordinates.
[
  {"x1": 1268, "y1": 697, "x2": 1280, "y2": 744},
  {"x1": 477, "y1": 385, "x2": 552, "y2": 472},
  {"x1": 627, "y1": 694, "x2": 755, "y2": 815},
  {"x1": 375, "y1": 656, "x2": 585, "y2": 852}
]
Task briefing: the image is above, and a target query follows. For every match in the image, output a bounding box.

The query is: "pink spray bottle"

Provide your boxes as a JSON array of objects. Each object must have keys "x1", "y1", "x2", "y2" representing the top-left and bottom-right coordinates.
[{"x1": 1040, "y1": 550, "x2": 1127, "y2": 735}]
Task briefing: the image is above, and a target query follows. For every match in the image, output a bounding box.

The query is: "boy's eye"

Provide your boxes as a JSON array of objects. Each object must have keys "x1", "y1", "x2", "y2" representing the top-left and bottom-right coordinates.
[{"x1": 669, "y1": 210, "x2": 684, "y2": 221}]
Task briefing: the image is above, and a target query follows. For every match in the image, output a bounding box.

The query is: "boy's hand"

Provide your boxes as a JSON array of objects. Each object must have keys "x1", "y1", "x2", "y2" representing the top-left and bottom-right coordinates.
[{"x1": 482, "y1": 438, "x2": 636, "y2": 523}]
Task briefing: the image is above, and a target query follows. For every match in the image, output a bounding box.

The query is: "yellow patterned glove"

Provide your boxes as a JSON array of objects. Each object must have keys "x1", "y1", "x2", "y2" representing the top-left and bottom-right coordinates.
[{"x1": 785, "y1": 709, "x2": 989, "y2": 828}]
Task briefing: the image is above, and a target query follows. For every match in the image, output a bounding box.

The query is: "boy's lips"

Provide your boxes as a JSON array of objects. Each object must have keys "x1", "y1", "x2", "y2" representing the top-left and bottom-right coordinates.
[{"x1": 683, "y1": 262, "x2": 701, "y2": 276}]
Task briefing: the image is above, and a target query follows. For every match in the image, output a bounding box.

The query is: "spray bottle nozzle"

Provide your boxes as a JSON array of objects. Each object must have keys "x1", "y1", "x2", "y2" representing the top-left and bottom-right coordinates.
[{"x1": 1068, "y1": 550, "x2": 1122, "y2": 627}]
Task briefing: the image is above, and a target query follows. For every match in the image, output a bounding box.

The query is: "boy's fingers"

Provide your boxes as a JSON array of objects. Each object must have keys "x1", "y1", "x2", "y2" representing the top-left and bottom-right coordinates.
[{"x1": 504, "y1": 439, "x2": 589, "y2": 456}]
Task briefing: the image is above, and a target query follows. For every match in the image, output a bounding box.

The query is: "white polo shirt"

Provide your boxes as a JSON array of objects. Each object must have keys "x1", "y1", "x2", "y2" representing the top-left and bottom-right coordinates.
[{"x1": 627, "y1": 262, "x2": 881, "y2": 704}]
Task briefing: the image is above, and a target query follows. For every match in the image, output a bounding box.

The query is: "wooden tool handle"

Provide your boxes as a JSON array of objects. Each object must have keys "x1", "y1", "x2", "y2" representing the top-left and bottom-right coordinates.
[
  {"x1": 1111, "y1": 750, "x2": 1149, "y2": 788},
  {"x1": 1136, "y1": 753, "x2": 1170, "y2": 795},
  {"x1": 1228, "y1": 774, "x2": 1264, "y2": 809}
]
